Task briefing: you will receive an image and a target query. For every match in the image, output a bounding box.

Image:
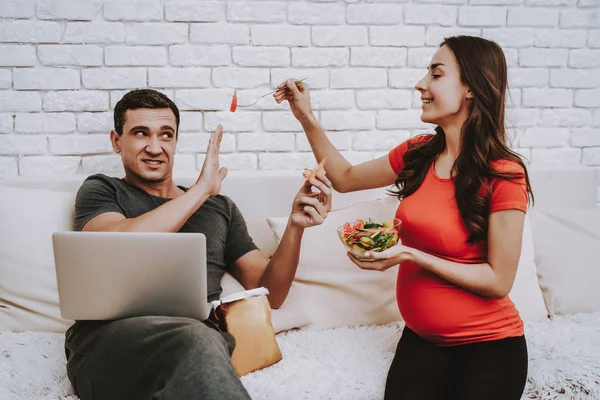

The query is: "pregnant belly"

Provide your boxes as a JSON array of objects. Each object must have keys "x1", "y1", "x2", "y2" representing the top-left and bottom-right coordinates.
[{"x1": 396, "y1": 263, "x2": 522, "y2": 345}]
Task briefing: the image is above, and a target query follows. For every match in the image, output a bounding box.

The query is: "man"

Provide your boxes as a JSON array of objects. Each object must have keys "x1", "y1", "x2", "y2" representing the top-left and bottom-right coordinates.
[{"x1": 65, "y1": 89, "x2": 332, "y2": 399}]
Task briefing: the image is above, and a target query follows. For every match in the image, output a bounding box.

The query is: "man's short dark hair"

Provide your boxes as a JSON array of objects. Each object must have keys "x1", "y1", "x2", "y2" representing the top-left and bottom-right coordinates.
[{"x1": 113, "y1": 89, "x2": 180, "y2": 136}]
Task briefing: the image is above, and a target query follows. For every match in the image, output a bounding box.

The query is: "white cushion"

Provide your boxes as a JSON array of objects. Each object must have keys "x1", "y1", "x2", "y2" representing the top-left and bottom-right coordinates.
[
  {"x1": 0, "y1": 185, "x2": 75, "y2": 332},
  {"x1": 268, "y1": 199, "x2": 548, "y2": 332},
  {"x1": 530, "y1": 208, "x2": 600, "y2": 315},
  {"x1": 508, "y1": 215, "x2": 549, "y2": 322}
]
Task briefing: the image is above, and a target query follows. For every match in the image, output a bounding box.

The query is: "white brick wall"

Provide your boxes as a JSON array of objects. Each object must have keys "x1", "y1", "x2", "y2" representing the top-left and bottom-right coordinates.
[
  {"x1": 0, "y1": 70, "x2": 11, "y2": 89},
  {"x1": 43, "y1": 91, "x2": 109, "y2": 112},
  {"x1": 105, "y1": 46, "x2": 168, "y2": 66},
  {"x1": 38, "y1": 45, "x2": 103, "y2": 66},
  {"x1": 15, "y1": 112, "x2": 76, "y2": 133},
  {"x1": 519, "y1": 48, "x2": 568, "y2": 67},
  {"x1": 406, "y1": 5, "x2": 457, "y2": 27},
  {"x1": 63, "y1": 22, "x2": 125, "y2": 44},
  {"x1": 14, "y1": 68, "x2": 80, "y2": 90},
  {"x1": 0, "y1": 0, "x2": 35, "y2": 19},
  {"x1": 0, "y1": 45, "x2": 37, "y2": 67},
  {"x1": 38, "y1": 0, "x2": 102, "y2": 21},
  {"x1": 251, "y1": 25, "x2": 310, "y2": 47},
  {"x1": 105, "y1": 1, "x2": 163, "y2": 22},
  {"x1": 0, "y1": 0, "x2": 597, "y2": 203}
]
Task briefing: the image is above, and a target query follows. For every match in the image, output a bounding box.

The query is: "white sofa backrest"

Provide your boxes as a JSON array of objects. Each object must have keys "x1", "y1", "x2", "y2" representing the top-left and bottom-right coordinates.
[
  {"x1": 0, "y1": 166, "x2": 597, "y2": 256},
  {"x1": 527, "y1": 167, "x2": 598, "y2": 209},
  {"x1": 0, "y1": 172, "x2": 385, "y2": 255},
  {"x1": 222, "y1": 167, "x2": 599, "y2": 255},
  {"x1": 0, "y1": 166, "x2": 598, "y2": 254}
]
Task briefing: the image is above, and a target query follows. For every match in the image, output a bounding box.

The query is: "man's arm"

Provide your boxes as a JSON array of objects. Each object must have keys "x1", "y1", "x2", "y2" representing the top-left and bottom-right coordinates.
[
  {"x1": 229, "y1": 174, "x2": 333, "y2": 309},
  {"x1": 82, "y1": 185, "x2": 210, "y2": 232},
  {"x1": 83, "y1": 126, "x2": 227, "y2": 233},
  {"x1": 228, "y1": 222, "x2": 304, "y2": 309}
]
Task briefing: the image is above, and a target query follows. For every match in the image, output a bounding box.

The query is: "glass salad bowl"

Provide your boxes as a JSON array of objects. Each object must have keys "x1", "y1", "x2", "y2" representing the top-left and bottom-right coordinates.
[{"x1": 338, "y1": 218, "x2": 401, "y2": 262}]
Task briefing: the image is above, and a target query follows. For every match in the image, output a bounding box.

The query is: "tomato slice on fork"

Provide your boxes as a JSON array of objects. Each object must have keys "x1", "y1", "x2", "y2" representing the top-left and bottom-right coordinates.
[{"x1": 229, "y1": 90, "x2": 238, "y2": 113}]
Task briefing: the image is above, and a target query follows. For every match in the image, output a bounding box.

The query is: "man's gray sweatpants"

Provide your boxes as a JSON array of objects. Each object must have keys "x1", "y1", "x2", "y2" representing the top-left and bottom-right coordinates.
[{"x1": 64, "y1": 315, "x2": 252, "y2": 400}]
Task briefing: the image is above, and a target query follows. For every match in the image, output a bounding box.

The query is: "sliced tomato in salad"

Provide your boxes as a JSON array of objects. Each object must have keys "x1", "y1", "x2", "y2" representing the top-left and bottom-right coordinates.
[
  {"x1": 352, "y1": 219, "x2": 364, "y2": 230},
  {"x1": 354, "y1": 231, "x2": 372, "y2": 239}
]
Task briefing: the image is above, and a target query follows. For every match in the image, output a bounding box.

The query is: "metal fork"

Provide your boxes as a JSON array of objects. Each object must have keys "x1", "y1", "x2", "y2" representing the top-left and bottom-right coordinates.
[{"x1": 236, "y1": 77, "x2": 308, "y2": 108}]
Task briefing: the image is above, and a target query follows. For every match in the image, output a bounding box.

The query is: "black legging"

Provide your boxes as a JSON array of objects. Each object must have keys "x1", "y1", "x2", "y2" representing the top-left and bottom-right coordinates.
[{"x1": 385, "y1": 327, "x2": 528, "y2": 400}]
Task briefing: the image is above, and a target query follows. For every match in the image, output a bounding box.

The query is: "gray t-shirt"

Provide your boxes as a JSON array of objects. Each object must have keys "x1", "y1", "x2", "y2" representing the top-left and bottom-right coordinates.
[{"x1": 74, "y1": 174, "x2": 258, "y2": 302}]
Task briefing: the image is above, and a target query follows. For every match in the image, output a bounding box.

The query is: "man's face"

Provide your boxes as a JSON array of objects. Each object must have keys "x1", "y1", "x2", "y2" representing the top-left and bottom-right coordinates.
[{"x1": 111, "y1": 108, "x2": 178, "y2": 184}]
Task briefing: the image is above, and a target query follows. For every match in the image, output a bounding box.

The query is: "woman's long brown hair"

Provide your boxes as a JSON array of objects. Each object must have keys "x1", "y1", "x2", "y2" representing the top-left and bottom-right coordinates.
[{"x1": 391, "y1": 36, "x2": 534, "y2": 244}]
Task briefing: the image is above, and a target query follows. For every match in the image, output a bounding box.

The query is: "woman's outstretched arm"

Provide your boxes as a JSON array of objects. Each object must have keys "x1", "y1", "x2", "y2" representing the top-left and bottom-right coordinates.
[{"x1": 276, "y1": 79, "x2": 398, "y2": 193}]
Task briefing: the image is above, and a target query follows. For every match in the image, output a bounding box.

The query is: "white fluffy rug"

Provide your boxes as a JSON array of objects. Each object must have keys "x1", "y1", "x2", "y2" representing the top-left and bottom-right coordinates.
[{"x1": 1, "y1": 313, "x2": 600, "y2": 400}]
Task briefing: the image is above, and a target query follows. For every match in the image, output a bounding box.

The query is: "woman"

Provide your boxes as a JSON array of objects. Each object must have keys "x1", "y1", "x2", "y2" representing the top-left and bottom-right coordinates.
[{"x1": 275, "y1": 36, "x2": 532, "y2": 400}]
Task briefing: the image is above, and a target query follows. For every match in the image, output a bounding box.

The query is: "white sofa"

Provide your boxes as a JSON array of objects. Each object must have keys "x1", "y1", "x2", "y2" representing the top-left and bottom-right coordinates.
[{"x1": 1, "y1": 167, "x2": 599, "y2": 400}]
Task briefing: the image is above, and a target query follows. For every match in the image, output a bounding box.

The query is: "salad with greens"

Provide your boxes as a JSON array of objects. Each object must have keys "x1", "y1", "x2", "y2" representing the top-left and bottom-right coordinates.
[{"x1": 338, "y1": 218, "x2": 400, "y2": 258}]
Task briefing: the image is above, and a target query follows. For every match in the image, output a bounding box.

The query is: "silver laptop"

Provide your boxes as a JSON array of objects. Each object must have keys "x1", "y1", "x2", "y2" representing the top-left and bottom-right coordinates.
[{"x1": 52, "y1": 232, "x2": 211, "y2": 321}]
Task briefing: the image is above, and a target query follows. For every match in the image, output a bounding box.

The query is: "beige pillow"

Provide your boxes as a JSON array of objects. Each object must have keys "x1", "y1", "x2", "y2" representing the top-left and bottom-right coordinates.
[
  {"x1": 530, "y1": 208, "x2": 600, "y2": 315},
  {"x1": 268, "y1": 196, "x2": 403, "y2": 332},
  {"x1": 267, "y1": 199, "x2": 548, "y2": 332},
  {"x1": 0, "y1": 185, "x2": 75, "y2": 332}
]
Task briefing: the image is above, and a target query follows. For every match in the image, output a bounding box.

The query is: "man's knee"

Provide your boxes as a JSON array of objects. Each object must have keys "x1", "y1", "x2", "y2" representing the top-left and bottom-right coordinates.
[
  {"x1": 119, "y1": 316, "x2": 233, "y2": 369},
  {"x1": 167, "y1": 319, "x2": 231, "y2": 362}
]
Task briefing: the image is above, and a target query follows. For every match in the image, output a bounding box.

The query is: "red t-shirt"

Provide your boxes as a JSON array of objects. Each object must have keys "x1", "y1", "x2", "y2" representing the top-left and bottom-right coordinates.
[{"x1": 388, "y1": 134, "x2": 527, "y2": 346}]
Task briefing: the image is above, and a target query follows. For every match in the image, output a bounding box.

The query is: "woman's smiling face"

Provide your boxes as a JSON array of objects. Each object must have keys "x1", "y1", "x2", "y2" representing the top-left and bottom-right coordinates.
[{"x1": 415, "y1": 45, "x2": 473, "y2": 128}]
